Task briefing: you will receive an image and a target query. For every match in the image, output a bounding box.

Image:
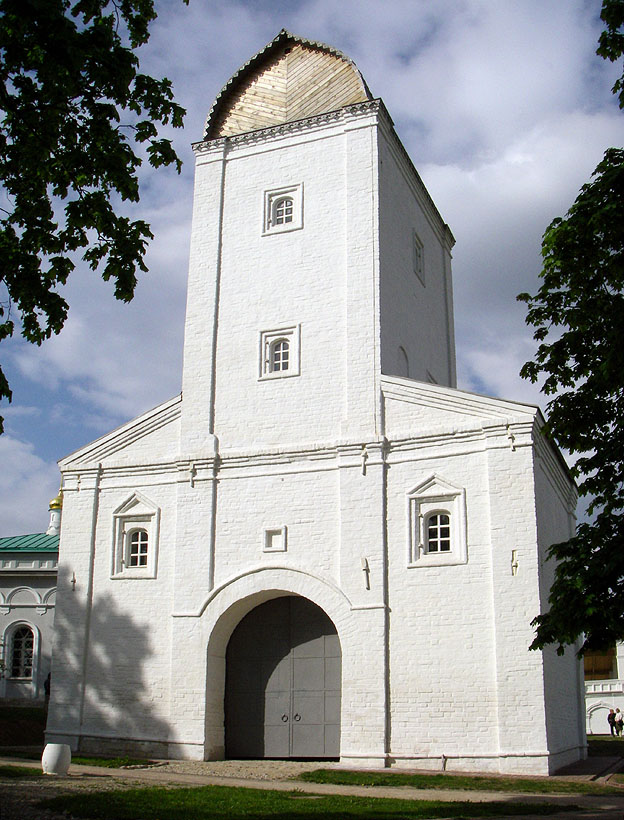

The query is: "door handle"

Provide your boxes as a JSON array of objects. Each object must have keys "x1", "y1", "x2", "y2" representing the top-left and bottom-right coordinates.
[
  {"x1": 294, "y1": 713, "x2": 301, "y2": 721},
  {"x1": 281, "y1": 714, "x2": 288, "y2": 722}
]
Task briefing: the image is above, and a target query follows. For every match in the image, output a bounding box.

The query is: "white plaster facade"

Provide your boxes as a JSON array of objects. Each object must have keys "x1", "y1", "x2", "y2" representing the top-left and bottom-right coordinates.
[{"x1": 45, "y1": 31, "x2": 585, "y2": 774}]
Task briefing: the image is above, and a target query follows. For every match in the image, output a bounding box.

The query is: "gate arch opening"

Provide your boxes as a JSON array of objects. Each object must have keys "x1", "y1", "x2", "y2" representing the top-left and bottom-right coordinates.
[{"x1": 224, "y1": 595, "x2": 341, "y2": 759}]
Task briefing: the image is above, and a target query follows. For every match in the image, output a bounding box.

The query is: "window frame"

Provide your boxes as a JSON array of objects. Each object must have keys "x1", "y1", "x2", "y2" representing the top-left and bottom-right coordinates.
[
  {"x1": 273, "y1": 196, "x2": 294, "y2": 226},
  {"x1": 584, "y1": 646, "x2": 617, "y2": 681},
  {"x1": 270, "y1": 338, "x2": 290, "y2": 373},
  {"x1": 263, "y1": 183, "x2": 303, "y2": 235},
  {"x1": 407, "y1": 475, "x2": 467, "y2": 567},
  {"x1": 424, "y1": 511, "x2": 451, "y2": 554},
  {"x1": 413, "y1": 231, "x2": 425, "y2": 285},
  {"x1": 259, "y1": 325, "x2": 301, "y2": 380},
  {"x1": 127, "y1": 527, "x2": 149, "y2": 568},
  {"x1": 3, "y1": 621, "x2": 40, "y2": 686},
  {"x1": 112, "y1": 492, "x2": 160, "y2": 579},
  {"x1": 10, "y1": 624, "x2": 34, "y2": 679}
]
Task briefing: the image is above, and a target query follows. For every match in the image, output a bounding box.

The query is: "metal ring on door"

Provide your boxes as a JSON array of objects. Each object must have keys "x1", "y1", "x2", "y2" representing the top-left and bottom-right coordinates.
[
  {"x1": 281, "y1": 714, "x2": 288, "y2": 722},
  {"x1": 294, "y1": 713, "x2": 301, "y2": 721}
]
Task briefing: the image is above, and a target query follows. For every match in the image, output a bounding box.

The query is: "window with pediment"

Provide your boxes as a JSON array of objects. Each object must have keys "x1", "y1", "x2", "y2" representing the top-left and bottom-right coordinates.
[
  {"x1": 407, "y1": 475, "x2": 467, "y2": 567},
  {"x1": 112, "y1": 492, "x2": 160, "y2": 579}
]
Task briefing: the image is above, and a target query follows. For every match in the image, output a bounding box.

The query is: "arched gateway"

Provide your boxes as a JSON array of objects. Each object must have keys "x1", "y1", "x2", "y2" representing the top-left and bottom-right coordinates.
[{"x1": 225, "y1": 596, "x2": 341, "y2": 759}]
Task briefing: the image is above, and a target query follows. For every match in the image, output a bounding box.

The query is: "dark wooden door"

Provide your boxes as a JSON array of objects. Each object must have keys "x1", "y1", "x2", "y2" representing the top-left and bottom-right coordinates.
[{"x1": 225, "y1": 596, "x2": 341, "y2": 758}]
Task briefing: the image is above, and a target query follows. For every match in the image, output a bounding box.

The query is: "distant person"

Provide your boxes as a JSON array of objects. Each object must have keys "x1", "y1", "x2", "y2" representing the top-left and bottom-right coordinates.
[
  {"x1": 608, "y1": 708, "x2": 616, "y2": 736},
  {"x1": 615, "y1": 708, "x2": 623, "y2": 736}
]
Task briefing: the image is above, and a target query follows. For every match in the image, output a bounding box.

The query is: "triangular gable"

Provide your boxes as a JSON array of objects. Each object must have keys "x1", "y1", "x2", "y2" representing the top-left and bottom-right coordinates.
[
  {"x1": 407, "y1": 474, "x2": 463, "y2": 499},
  {"x1": 382, "y1": 375, "x2": 540, "y2": 435},
  {"x1": 59, "y1": 394, "x2": 181, "y2": 468},
  {"x1": 205, "y1": 29, "x2": 372, "y2": 140},
  {"x1": 112, "y1": 491, "x2": 159, "y2": 519}
]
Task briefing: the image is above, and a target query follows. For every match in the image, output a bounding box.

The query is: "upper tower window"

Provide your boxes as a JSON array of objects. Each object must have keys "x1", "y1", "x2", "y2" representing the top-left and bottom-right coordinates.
[
  {"x1": 259, "y1": 325, "x2": 301, "y2": 379},
  {"x1": 263, "y1": 184, "x2": 303, "y2": 235},
  {"x1": 273, "y1": 197, "x2": 293, "y2": 225},
  {"x1": 270, "y1": 339, "x2": 290, "y2": 372}
]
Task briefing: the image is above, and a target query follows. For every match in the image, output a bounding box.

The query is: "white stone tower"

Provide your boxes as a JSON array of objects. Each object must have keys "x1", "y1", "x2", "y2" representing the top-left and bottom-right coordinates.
[
  {"x1": 46, "y1": 31, "x2": 584, "y2": 773},
  {"x1": 180, "y1": 30, "x2": 456, "y2": 457}
]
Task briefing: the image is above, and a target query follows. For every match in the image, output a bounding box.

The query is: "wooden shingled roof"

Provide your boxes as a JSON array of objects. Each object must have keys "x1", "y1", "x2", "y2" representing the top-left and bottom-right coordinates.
[{"x1": 204, "y1": 29, "x2": 373, "y2": 140}]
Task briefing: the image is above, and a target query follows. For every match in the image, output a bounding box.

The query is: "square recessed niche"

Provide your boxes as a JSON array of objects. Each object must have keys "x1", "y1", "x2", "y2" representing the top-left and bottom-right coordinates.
[{"x1": 264, "y1": 526, "x2": 287, "y2": 552}]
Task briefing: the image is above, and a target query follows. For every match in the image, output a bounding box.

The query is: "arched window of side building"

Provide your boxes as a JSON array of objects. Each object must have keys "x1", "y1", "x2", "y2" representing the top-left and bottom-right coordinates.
[{"x1": 10, "y1": 625, "x2": 34, "y2": 678}]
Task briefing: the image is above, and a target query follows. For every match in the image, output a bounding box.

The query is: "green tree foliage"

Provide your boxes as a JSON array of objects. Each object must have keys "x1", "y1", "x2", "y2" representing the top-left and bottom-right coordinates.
[
  {"x1": 599, "y1": 0, "x2": 624, "y2": 106},
  {"x1": 518, "y1": 1, "x2": 624, "y2": 653},
  {"x1": 0, "y1": 0, "x2": 187, "y2": 431}
]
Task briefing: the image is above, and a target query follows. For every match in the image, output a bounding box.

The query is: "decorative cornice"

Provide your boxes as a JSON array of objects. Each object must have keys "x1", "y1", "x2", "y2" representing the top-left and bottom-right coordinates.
[
  {"x1": 193, "y1": 100, "x2": 383, "y2": 157},
  {"x1": 381, "y1": 375, "x2": 539, "y2": 421},
  {"x1": 58, "y1": 419, "x2": 547, "y2": 485}
]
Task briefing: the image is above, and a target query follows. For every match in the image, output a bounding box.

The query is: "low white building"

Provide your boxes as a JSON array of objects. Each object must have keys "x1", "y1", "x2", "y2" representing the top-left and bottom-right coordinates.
[
  {"x1": 585, "y1": 646, "x2": 624, "y2": 735},
  {"x1": 45, "y1": 30, "x2": 586, "y2": 774},
  {"x1": 0, "y1": 495, "x2": 60, "y2": 702}
]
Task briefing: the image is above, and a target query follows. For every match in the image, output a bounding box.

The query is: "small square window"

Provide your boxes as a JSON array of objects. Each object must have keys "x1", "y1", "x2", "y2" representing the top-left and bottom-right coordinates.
[
  {"x1": 263, "y1": 184, "x2": 303, "y2": 235},
  {"x1": 413, "y1": 232, "x2": 425, "y2": 285},
  {"x1": 259, "y1": 325, "x2": 300, "y2": 380}
]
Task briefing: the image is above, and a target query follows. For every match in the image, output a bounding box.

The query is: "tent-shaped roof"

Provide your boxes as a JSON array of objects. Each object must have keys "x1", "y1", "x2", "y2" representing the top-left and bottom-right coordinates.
[{"x1": 205, "y1": 29, "x2": 373, "y2": 140}]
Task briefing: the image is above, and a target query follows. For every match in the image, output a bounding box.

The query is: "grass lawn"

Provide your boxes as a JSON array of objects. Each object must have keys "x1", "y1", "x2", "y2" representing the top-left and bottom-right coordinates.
[
  {"x1": 296, "y1": 769, "x2": 621, "y2": 795},
  {"x1": 41, "y1": 784, "x2": 579, "y2": 819},
  {"x1": 587, "y1": 735, "x2": 624, "y2": 756},
  {"x1": 1, "y1": 747, "x2": 153, "y2": 768},
  {"x1": 0, "y1": 764, "x2": 43, "y2": 778}
]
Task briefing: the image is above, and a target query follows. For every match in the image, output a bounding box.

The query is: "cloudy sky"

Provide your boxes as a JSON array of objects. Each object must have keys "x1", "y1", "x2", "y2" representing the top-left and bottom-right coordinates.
[{"x1": 1, "y1": 0, "x2": 622, "y2": 536}]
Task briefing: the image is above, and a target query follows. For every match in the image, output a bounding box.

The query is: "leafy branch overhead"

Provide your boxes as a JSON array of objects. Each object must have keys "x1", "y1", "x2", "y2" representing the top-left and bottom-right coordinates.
[
  {"x1": 0, "y1": 0, "x2": 187, "y2": 430},
  {"x1": 518, "y1": 0, "x2": 624, "y2": 654}
]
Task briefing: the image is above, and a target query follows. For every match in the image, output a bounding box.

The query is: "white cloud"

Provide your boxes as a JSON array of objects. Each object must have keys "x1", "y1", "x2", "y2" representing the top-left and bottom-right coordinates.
[
  {"x1": 420, "y1": 108, "x2": 624, "y2": 404},
  {"x1": 0, "y1": 435, "x2": 60, "y2": 536}
]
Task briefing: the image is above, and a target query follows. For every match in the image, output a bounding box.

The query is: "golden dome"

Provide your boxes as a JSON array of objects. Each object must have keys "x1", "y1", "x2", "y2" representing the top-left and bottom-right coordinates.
[{"x1": 49, "y1": 489, "x2": 63, "y2": 510}]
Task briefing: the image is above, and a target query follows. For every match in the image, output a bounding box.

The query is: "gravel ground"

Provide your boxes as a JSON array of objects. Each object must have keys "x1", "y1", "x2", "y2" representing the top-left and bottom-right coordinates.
[
  {"x1": 0, "y1": 772, "x2": 142, "y2": 820},
  {"x1": 164, "y1": 758, "x2": 334, "y2": 779}
]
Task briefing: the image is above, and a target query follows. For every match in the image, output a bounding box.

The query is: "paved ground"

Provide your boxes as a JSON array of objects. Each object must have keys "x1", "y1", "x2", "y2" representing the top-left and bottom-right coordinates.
[{"x1": 2, "y1": 751, "x2": 624, "y2": 820}]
